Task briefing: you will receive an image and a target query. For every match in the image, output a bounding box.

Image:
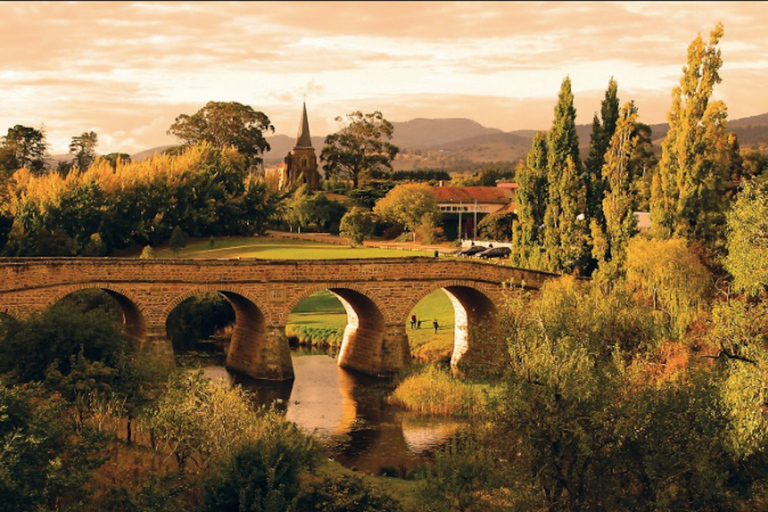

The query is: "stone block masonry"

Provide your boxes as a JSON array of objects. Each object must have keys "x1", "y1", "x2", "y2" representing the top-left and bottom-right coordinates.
[{"x1": 0, "y1": 257, "x2": 557, "y2": 380}]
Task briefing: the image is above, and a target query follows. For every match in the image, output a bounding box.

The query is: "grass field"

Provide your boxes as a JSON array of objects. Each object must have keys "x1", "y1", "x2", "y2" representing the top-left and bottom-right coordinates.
[{"x1": 152, "y1": 236, "x2": 435, "y2": 259}]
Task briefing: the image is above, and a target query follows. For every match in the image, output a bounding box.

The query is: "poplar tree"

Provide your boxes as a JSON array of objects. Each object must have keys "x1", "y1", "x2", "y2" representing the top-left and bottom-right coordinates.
[
  {"x1": 591, "y1": 101, "x2": 641, "y2": 277},
  {"x1": 543, "y1": 76, "x2": 588, "y2": 274},
  {"x1": 585, "y1": 78, "x2": 620, "y2": 225},
  {"x1": 511, "y1": 131, "x2": 548, "y2": 268},
  {"x1": 650, "y1": 22, "x2": 736, "y2": 256}
]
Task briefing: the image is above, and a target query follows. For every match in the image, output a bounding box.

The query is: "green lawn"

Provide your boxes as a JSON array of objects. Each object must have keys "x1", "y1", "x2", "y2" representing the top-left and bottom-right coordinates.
[{"x1": 152, "y1": 236, "x2": 434, "y2": 259}]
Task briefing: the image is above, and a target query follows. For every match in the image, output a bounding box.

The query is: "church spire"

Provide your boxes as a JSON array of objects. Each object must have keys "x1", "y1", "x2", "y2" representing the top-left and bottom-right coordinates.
[{"x1": 295, "y1": 102, "x2": 313, "y2": 148}]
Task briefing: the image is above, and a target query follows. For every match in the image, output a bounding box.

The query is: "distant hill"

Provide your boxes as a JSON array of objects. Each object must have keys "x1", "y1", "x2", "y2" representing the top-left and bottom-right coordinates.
[{"x1": 46, "y1": 113, "x2": 768, "y2": 172}]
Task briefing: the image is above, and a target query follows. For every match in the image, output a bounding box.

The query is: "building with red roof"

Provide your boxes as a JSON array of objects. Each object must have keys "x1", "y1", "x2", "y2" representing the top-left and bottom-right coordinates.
[{"x1": 433, "y1": 184, "x2": 516, "y2": 240}]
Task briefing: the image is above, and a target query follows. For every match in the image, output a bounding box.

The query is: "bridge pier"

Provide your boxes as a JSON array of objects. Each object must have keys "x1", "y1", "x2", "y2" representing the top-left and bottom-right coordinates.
[
  {"x1": 451, "y1": 319, "x2": 510, "y2": 377},
  {"x1": 143, "y1": 324, "x2": 176, "y2": 369},
  {"x1": 226, "y1": 326, "x2": 294, "y2": 381},
  {"x1": 337, "y1": 323, "x2": 410, "y2": 377},
  {"x1": 381, "y1": 324, "x2": 411, "y2": 373}
]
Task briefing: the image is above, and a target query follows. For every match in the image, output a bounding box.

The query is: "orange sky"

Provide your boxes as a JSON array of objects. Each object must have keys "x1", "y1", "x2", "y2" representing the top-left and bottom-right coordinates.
[{"x1": 2, "y1": 1, "x2": 766, "y2": 155}]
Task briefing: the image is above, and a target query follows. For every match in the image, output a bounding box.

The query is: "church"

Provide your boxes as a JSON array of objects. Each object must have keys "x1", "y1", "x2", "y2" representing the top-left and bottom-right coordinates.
[{"x1": 274, "y1": 103, "x2": 323, "y2": 190}]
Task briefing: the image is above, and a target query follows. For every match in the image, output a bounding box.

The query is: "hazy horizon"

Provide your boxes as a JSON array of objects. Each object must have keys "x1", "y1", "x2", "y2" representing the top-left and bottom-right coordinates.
[{"x1": 3, "y1": 1, "x2": 767, "y2": 155}]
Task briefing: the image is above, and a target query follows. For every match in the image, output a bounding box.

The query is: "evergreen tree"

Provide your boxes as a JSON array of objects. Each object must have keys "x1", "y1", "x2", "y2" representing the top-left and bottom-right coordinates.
[
  {"x1": 585, "y1": 78, "x2": 620, "y2": 225},
  {"x1": 511, "y1": 131, "x2": 548, "y2": 268},
  {"x1": 650, "y1": 22, "x2": 737, "y2": 259},
  {"x1": 543, "y1": 76, "x2": 589, "y2": 274}
]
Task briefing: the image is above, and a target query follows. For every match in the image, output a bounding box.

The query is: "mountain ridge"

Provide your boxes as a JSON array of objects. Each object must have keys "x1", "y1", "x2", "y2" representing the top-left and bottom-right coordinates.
[{"x1": 49, "y1": 113, "x2": 768, "y2": 171}]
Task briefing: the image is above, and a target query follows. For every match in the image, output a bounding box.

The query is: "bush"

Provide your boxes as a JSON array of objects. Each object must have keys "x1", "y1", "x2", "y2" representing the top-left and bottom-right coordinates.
[
  {"x1": 298, "y1": 475, "x2": 401, "y2": 512},
  {"x1": 201, "y1": 415, "x2": 321, "y2": 512}
]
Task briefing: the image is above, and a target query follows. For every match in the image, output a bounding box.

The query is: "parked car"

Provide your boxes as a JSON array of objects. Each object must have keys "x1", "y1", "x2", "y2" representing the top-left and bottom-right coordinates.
[
  {"x1": 478, "y1": 246, "x2": 511, "y2": 259},
  {"x1": 455, "y1": 245, "x2": 487, "y2": 257}
]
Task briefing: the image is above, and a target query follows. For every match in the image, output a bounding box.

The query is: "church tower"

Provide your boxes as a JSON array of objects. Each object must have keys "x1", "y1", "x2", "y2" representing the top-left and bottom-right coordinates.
[{"x1": 279, "y1": 103, "x2": 322, "y2": 190}]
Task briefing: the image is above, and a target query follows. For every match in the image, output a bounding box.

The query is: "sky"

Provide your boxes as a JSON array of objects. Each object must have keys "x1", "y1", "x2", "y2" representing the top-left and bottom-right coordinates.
[{"x1": 2, "y1": 1, "x2": 767, "y2": 155}]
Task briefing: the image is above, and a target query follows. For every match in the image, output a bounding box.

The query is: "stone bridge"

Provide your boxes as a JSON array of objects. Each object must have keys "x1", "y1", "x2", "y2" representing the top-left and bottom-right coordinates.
[{"x1": 0, "y1": 257, "x2": 557, "y2": 380}]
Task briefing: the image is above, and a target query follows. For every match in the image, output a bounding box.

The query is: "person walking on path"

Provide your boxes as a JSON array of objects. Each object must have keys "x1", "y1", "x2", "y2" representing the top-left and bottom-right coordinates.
[
  {"x1": 433, "y1": 319, "x2": 439, "y2": 333},
  {"x1": 411, "y1": 314, "x2": 417, "y2": 330}
]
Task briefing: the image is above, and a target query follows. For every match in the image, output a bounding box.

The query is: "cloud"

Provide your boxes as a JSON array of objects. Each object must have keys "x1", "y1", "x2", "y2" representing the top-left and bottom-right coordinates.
[{"x1": 1, "y1": 1, "x2": 766, "y2": 154}]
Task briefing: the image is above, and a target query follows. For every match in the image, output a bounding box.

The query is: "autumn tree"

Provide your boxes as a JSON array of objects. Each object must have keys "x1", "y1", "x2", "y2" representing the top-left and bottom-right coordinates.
[
  {"x1": 724, "y1": 180, "x2": 768, "y2": 296},
  {"x1": 650, "y1": 22, "x2": 738, "y2": 258},
  {"x1": 585, "y1": 77, "x2": 620, "y2": 224},
  {"x1": 625, "y1": 237, "x2": 712, "y2": 338},
  {"x1": 321, "y1": 111, "x2": 399, "y2": 188},
  {"x1": 373, "y1": 182, "x2": 440, "y2": 243},
  {"x1": 69, "y1": 131, "x2": 99, "y2": 171},
  {"x1": 167, "y1": 101, "x2": 274, "y2": 170},
  {"x1": 0, "y1": 124, "x2": 49, "y2": 175},
  {"x1": 590, "y1": 101, "x2": 641, "y2": 277}
]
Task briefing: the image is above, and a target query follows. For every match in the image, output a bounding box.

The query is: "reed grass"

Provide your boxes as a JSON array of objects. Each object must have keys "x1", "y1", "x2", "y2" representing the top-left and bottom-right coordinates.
[{"x1": 389, "y1": 365, "x2": 499, "y2": 417}]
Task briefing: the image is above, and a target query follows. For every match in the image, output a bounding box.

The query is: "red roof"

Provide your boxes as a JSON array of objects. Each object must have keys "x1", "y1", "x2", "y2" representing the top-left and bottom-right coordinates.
[{"x1": 433, "y1": 186, "x2": 512, "y2": 204}]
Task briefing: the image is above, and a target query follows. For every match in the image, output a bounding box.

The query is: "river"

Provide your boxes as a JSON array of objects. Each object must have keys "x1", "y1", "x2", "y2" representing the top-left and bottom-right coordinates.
[{"x1": 184, "y1": 348, "x2": 464, "y2": 476}]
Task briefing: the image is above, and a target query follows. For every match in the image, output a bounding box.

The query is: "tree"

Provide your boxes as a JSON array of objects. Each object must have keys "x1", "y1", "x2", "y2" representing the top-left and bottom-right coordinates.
[
  {"x1": 724, "y1": 180, "x2": 768, "y2": 296},
  {"x1": 281, "y1": 185, "x2": 345, "y2": 234},
  {"x1": 512, "y1": 131, "x2": 548, "y2": 268},
  {"x1": 373, "y1": 183, "x2": 440, "y2": 243},
  {"x1": 201, "y1": 415, "x2": 320, "y2": 512},
  {"x1": 321, "y1": 111, "x2": 399, "y2": 188},
  {"x1": 0, "y1": 124, "x2": 49, "y2": 174},
  {"x1": 625, "y1": 237, "x2": 712, "y2": 337},
  {"x1": 542, "y1": 77, "x2": 589, "y2": 274},
  {"x1": 590, "y1": 101, "x2": 641, "y2": 276},
  {"x1": 168, "y1": 226, "x2": 189, "y2": 255},
  {"x1": 650, "y1": 22, "x2": 736, "y2": 258},
  {"x1": 69, "y1": 131, "x2": 99, "y2": 171},
  {"x1": 0, "y1": 301, "x2": 128, "y2": 384},
  {"x1": 477, "y1": 211, "x2": 517, "y2": 242},
  {"x1": 299, "y1": 475, "x2": 401, "y2": 512},
  {"x1": 418, "y1": 433, "x2": 502, "y2": 512},
  {"x1": 339, "y1": 206, "x2": 376, "y2": 246},
  {"x1": 140, "y1": 245, "x2": 155, "y2": 259},
  {"x1": 167, "y1": 101, "x2": 274, "y2": 171},
  {"x1": 0, "y1": 379, "x2": 106, "y2": 512},
  {"x1": 100, "y1": 152, "x2": 132, "y2": 169},
  {"x1": 585, "y1": 77, "x2": 620, "y2": 224},
  {"x1": 495, "y1": 279, "x2": 758, "y2": 511}
]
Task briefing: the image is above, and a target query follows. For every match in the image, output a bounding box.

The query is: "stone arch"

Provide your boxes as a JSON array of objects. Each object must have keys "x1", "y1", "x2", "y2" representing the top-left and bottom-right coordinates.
[
  {"x1": 405, "y1": 280, "x2": 508, "y2": 376},
  {"x1": 163, "y1": 287, "x2": 291, "y2": 381},
  {"x1": 49, "y1": 283, "x2": 147, "y2": 349},
  {"x1": 283, "y1": 284, "x2": 392, "y2": 377},
  {"x1": 331, "y1": 288, "x2": 388, "y2": 376}
]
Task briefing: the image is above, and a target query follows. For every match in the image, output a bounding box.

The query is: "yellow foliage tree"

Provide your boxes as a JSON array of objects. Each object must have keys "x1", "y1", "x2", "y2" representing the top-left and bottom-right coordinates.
[{"x1": 625, "y1": 237, "x2": 712, "y2": 338}]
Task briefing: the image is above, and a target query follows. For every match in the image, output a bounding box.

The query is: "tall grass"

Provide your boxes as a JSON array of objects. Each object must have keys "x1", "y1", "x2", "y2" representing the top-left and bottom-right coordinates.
[{"x1": 389, "y1": 366, "x2": 500, "y2": 417}]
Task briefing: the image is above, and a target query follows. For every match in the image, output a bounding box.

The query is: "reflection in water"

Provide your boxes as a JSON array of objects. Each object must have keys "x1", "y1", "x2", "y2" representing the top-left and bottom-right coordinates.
[{"x1": 197, "y1": 350, "x2": 462, "y2": 475}]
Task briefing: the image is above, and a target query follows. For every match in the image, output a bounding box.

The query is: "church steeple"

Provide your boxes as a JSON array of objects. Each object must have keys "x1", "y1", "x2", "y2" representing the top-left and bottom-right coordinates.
[
  {"x1": 279, "y1": 102, "x2": 321, "y2": 190},
  {"x1": 295, "y1": 102, "x2": 313, "y2": 148}
]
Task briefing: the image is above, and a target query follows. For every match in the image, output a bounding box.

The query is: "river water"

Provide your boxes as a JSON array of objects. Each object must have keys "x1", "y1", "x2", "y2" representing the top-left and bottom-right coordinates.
[{"x1": 187, "y1": 349, "x2": 463, "y2": 475}]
